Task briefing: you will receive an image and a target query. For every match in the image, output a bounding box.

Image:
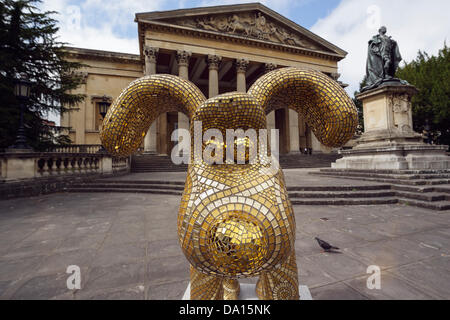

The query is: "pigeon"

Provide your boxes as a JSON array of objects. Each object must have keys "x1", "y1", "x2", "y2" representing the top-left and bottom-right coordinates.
[{"x1": 315, "y1": 237, "x2": 340, "y2": 252}]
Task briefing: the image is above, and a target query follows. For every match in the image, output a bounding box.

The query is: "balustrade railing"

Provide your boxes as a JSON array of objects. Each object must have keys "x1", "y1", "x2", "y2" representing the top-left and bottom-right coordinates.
[
  {"x1": 1, "y1": 152, "x2": 129, "y2": 182},
  {"x1": 47, "y1": 144, "x2": 102, "y2": 154}
]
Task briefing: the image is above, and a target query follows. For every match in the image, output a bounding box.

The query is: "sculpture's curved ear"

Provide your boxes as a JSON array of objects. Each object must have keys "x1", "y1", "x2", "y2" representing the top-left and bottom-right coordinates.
[
  {"x1": 248, "y1": 67, "x2": 358, "y2": 148},
  {"x1": 100, "y1": 74, "x2": 206, "y2": 156}
]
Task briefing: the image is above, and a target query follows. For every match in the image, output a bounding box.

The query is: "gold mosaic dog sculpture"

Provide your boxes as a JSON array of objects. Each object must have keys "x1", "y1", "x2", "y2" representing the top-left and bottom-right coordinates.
[{"x1": 100, "y1": 67, "x2": 357, "y2": 300}]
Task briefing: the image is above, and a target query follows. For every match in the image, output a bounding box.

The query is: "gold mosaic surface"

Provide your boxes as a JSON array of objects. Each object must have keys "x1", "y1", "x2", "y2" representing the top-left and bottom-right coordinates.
[
  {"x1": 248, "y1": 67, "x2": 358, "y2": 147},
  {"x1": 100, "y1": 68, "x2": 357, "y2": 300},
  {"x1": 101, "y1": 74, "x2": 206, "y2": 157}
]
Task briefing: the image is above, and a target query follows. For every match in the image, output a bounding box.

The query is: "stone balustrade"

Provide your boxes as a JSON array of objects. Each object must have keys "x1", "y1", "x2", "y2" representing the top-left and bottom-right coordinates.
[
  {"x1": 1, "y1": 152, "x2": 130, "y2": 182},
  {"x1": 0, "y1": 151, "x2": 130, "y2": 199},
  {"x1": 46, "y1": 144, "x2": 102, "y2": 154}
]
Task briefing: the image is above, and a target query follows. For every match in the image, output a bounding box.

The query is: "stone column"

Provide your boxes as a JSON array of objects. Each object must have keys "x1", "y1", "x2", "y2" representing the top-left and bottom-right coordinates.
[
  {"x1": 177, "y1": 50, "x2": 191, "y2": 154},
  {"x1": 265, "y1": 64, "x2": 278, "y2": 150},
  {"x1": 144, "y1": 46, "x2": 158, "y2": 76},
  {"x1": 207, "y1": 55, "x2": 221, "y2": 98},
  {"x1": 177, "y1": 50, "x2": 191, "y2": 79},
  {"x1": 143, "y1": 46, "x2": 158, "y2": 154},
  {"x1": 265, "y1": 63, "x2": 277, "y2": 74},
  {"x1": 235, "y1": 58, "x2": 249, "y2": 92},
  {"x1": 288, "y1": 109, "x2": 300, "y2": 153}
]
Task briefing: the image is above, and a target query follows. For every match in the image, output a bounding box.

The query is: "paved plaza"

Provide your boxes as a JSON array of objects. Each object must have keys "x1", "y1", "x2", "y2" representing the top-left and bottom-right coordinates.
[{"x1": 0, "y1": 170, "x2": 449, "y2": 300}]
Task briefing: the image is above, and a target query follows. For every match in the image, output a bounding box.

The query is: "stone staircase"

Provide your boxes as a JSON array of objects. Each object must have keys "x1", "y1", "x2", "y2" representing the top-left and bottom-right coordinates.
[
  {"x1": 309, "y1": 169, "x2": 450, "y2": 211},
  {"x1": 67, "y1": 180, "x2": 185, "y2": 195},
  {"x1": 131, "y1": 154, "x2": 188, "y2": 172},
  {"x1": 130, "y1": 153, "x2": 341, "y2": 172}
]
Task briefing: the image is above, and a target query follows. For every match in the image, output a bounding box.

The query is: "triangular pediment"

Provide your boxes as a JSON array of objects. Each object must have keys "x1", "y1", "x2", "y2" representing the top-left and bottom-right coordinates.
[{"x1": 136, "y1": 3, "x2": 346, "y2": 57}]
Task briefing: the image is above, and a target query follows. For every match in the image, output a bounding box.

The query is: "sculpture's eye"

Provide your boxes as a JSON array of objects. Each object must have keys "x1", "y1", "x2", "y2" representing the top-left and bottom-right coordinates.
[{"x1": 202, "y1": 137, "x2": 256, "y2": 165}]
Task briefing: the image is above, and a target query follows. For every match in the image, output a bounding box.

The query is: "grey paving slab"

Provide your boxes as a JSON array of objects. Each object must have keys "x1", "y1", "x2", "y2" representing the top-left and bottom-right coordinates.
[
  {"x1": 389, "y1": 260, "x2": 450, "y2": 299},
  {"x1": 345, "y1": 272, "x2": 436, "y2": 300},
  {"x1": 1, "y1": 190, "x2": 450, "y2": 299},
  {"x1": 309, "y1": 282, "x2": 369, "y2": 300}
]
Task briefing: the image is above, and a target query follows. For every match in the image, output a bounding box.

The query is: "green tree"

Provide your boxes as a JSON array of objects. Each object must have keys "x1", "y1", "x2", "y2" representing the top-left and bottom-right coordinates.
[
  {"x1": 352, "y1": 75, "x2": 368, "y2": 133},
  {"x1": 0, "y1": 0, "x2": 85, "y2": 151},
  {"x1": 396, "y1": 44, "x2": 450, "y2": 147}
]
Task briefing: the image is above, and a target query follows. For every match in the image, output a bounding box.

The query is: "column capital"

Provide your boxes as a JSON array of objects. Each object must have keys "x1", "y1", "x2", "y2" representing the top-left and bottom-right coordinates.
[
  {"x1": 264, "y1": 63, "x2": 278, "y2": 73},
  {"x1": 74, "y1": 71, "x2": 88, "y2": 83},
  {"x1": 206, "y1": 54, "x2": 222, "y2": 70},
  {"x1": 144, "y1": 46, "x2": 159, "y2": 64},
  {"x1": 176, "y1": 50, "x2": 192, "y2": 67},
  {"x1": 235, "y1": 58, "x2": 249, "y2": 73}
]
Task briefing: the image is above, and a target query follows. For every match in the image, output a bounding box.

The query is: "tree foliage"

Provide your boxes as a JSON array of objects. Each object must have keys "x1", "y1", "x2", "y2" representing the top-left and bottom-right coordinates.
[
  {"x1": 352, "y1": 75, "x2": 368, "y2": 133},
  {"x1": 396, "y1": 44, "x2": 450, "y2": 146},
  {"x1": 0, "y1": 0, "x2": 85, "y2": 151}
]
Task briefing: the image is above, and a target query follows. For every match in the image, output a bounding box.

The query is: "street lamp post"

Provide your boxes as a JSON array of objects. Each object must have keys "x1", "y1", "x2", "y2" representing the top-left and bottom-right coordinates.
[
  {"x1": 7, "y1": 77, "x2": 33, "y2": 152},
  {"x1": 97, "y1": 95, "x2": 111, "y2": 153}
]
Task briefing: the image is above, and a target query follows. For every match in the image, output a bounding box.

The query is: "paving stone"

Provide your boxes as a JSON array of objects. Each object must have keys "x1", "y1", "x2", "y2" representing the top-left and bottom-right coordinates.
[
  {"x1": 337, "y1": 224, "x2": 390, "y2": 242},
  {"x1": 365, "y1": 216, "x2": 439, "y2": 237},
  {"x1": 345, "y1": 272, "x2": 435, "y2": 300},
  {"x1": 56, "y1": 234, "x2": 106, "y2": 252},
  {"x1": 147, "y1": 280, "x2": 190, "y2": 300},
  {"x1": 1, "y1": 190, "x2": 450, "y2": 300},
  {"x1": 83, "y1": 262, "x2": 145, "y2": 292},
  {"x1": 3, "y1": 238, "x2": 61, "y2": 261},
  {"x1": 147, "y1": 256, "x2": 190, "y2": 286},
  {"x1": 81, "y1": 284, "x2": 145, "y2": 300},
  {"x1": 390, "y1": 261, "x2": 450, "y2": 299},
  {"x1": 147, "y1": 239, "x2": 184, "y2": 259},
  {"x1": 37, "y1": 249, "x2": 97, "y2": 275},
  {"x1": 310, "y1": 282, "x2": 369, "y2": 300},
  {"x1": 306, "y1": 252, "x2": 369, "y2": 280},
  {"x1": 0, "y1": 280, "x2": 12, "y2": 297},
  {"x1": 296, "y1": 256, "x2": 338, "y2": 288},
  {"x1": 0, "y1": 256, "x2": 44, "y2": 281},
  {"x1": 345, "y1": 240, "x2": 425, "y2": 269},
  {"x1": 10, "y1": 273, "x2": 73, "y2": 300},
  {"x1": 91, "y1": 242, "x2": 146, "y2": 267}
]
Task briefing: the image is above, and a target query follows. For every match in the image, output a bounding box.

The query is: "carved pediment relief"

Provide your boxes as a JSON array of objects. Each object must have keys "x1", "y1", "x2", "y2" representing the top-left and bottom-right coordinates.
[{"x1": 164, "y1": 12, "x2": 328, "y2": 51}]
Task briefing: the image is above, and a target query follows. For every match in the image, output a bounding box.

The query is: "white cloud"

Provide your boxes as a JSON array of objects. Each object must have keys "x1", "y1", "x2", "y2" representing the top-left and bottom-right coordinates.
[
  {"x1": 311, "y1": 0, "x2": 450, "y2": 96},
  {"x1": 40, "y1": 0, "x2": 168, "y2": 54}
]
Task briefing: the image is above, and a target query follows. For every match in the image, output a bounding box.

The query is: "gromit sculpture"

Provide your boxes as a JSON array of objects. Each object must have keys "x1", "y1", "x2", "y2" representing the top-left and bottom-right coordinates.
[{"x1": 100, "y1": 67, "x2": 358, "y2": 300}]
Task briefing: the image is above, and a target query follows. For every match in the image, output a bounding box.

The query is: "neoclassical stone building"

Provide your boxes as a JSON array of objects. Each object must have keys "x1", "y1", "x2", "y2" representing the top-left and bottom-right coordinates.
[{"x1": 63, "y1": 3, "x2": 348, "y2": 155}]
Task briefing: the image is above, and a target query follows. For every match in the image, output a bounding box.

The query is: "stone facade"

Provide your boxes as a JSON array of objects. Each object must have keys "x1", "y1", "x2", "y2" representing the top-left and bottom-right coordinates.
[{"x1": 63, "y1": 3, "x2": 349, "y2": 155}]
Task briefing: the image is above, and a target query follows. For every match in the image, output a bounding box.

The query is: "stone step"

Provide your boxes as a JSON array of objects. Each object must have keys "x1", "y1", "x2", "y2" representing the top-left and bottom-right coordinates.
[
  {"x1": 394, "y1": 190, "x2": 447, "y2": 202},
  {"x1": 397, "y1": 198, "x2": 450, "y2": 211},
  {"x1": 286, "y1": 185, "x2": 391, "y2": 192},
  {"x1": 316, "y1": 170, "x2": 450, "y2": 181},
  {"x1": 288, "y1": 190, "x2": 395, "y2": 198},
  {"x1": 320, "y1": 168, "x2": 450, "y2": 175},
  {"x1": 64, "y1": 187, "x2": 182, "y2": 196},
  {"x1": 310, "y1": 172, "x2": 450, "y2": 186},
  {"x1": 70, "y1": 183, "x2": 185, "y2": 191},
  {"x1": 290, "y1": 197, "x2": 398, "y2": 206},
  {"x1": 432, "y1": 186, "x2": 450, "y2": 194},
  {"x1": 97, "y1": 180, "x2": 185, "y2": 185},
  {"x1": 390, "y1": 184, "x2": 436, "y2": 193}
]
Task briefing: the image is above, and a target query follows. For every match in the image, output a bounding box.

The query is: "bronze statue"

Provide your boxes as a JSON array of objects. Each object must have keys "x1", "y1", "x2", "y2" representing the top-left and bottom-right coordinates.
[{"x1": 363, "y1": 26, "x2": 407, "y2": 92}]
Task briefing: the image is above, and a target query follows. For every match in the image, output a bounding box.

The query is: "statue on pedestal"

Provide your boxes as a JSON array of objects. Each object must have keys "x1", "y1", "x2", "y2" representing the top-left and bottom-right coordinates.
[{"x1": 362, "y1": 26, "x2": 407, "y2": 92}]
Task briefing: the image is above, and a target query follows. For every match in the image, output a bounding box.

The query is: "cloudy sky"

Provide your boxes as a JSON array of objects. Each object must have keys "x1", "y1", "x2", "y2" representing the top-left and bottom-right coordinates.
[{"x1": 39, "y1": 0, "x2": 449, "y2": 97}]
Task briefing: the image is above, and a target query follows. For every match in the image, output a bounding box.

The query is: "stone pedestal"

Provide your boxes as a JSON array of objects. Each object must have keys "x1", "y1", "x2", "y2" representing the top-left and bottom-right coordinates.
[
  {"x1": 333, "y1": 84, "x2": 450, "y2": 170},
  {"x1": 182, "y1": 283, "x2": 312, "y2": 300}
]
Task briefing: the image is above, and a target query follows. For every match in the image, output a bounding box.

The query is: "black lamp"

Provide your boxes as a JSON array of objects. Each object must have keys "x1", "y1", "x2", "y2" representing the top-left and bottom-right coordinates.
[
  {"x1": 97, "y1": 95, "x2": 111, "y2": 153},
  {"x1": 8, "y1": 76, "x2": 33, "y2": 152},
  {"x1": 99, "y1": 95, "x2": 111, "y2": 119}
]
